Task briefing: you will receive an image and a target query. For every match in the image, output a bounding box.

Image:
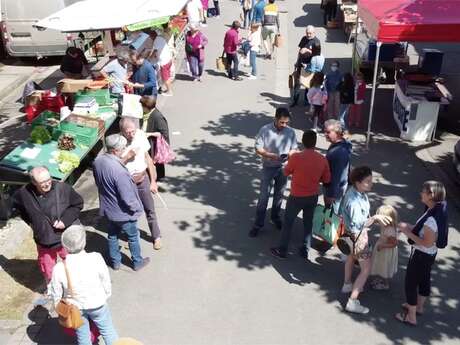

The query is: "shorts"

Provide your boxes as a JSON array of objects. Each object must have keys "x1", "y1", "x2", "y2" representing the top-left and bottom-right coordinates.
[
  {"x1": 262, "y1": 26, "x2": 277, "y2": 40},
  {"x1": 160, "y1": 61, "x2": 173, "y2": 82},
  {"x1": 350, "y1": 229, "x2": 372, "y2": 261}
]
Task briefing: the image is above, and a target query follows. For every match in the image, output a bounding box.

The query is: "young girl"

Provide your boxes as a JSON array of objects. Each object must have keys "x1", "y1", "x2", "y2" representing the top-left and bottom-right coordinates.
[
  {"x1": 370, "y1": 205, "x2": 399, "y2": 290},
  {"x1": 348, "y1": 71, "x2": 366, "y2": 128},
  {"x1": 307, "y1": 72, "x2": 327, "y2": 130},
  {"x1": 247, "y1": 24, "x2": 261, "y2": 79}
]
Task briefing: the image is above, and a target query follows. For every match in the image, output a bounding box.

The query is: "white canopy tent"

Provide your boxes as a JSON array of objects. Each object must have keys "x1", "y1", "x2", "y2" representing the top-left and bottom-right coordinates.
[{"x1": 35, "y1": 0, "x2": 188, "y2": 32}]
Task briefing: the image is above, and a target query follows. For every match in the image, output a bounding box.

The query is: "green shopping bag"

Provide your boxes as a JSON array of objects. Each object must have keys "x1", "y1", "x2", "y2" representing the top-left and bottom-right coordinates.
[{"x1": 312, "y1": 205, "x2": 343, "y2": 245}]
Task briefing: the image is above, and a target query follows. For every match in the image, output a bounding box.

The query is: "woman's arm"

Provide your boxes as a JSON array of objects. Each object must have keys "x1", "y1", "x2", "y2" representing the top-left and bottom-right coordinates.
[{"x1": 403, "y1": 225, "x2": 436, "y2": 248}]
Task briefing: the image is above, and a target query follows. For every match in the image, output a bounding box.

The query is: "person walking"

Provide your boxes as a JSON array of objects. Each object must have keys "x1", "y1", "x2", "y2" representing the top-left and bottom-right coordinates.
[
  {"x1": 185, "y1": 23, "x2": 208, "y2": 82},
  {"x1": 338, "y1": 72, "x2": 354, "y2": 130},
  {"x1": 119, "y1": 117, "x2": 162, "y2": 250},
  {"x1": 92, "y1": 134, "x2": 150, "y2": 271},
  {"x1": 396, "y1": 181, "x2": 448, "y2": 326},
  {"x1": 261, "y1": 0, "x2": 279, "y2": 60},
  {"x1": 323, "y1": 119, "x2": 352, "y2": 214},
  {"x1": 323, "y1": 0, "x2": 338, "y2": 26},
  {"x1": 224, "y1": 21, "x2": 242, "y2": 81},
  {"x1": 249, "y1": 107, "x2": 298, "y2": 237},
  {"x1": 241, "y1": 0, "x2": 252, "y2": 29},
  {"x1": 251, "y1": 0, "x2": 266, "y2": 24},
  {"x1": 340, "y1": 166, "x2": 391, "y2": 314},
  {"x1": 147, "y1": 30, "x2": 174, "y2": 97},
  {"x1": 186, "y1": 0, "x2": 205, "y2": 26},
  {"x1": 48, "y1": 225, "x2": 119, "y2": 345},
  {"x1": 12, "y1": 166, "x2": 83, "y2": 283},
  {"x1": 325, "y1": 61, "x2": 342, "y2": 119},
  {"x1": 213, "y1": 0, "x2": 221, "y2": 18},
  {"x1": 247, "y1": 23, "x2": 261, "y2": 79},
  {"x1": 270, "y1": 130, "x2": 330, "y2": 259}
]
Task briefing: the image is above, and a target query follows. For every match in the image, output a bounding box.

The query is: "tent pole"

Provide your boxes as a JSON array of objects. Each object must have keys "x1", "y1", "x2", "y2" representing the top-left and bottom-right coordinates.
[
  {"x1": 366, "y1": 41, "x2": 381, "y2": 149},
  {"x1": 351, "y1": 7, "x2": 359, "y2": 74}
]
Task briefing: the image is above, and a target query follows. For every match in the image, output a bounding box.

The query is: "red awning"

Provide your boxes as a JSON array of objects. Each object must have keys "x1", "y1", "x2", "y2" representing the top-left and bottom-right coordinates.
[{"x1": 358, "y1": 0, "x2": 460, "y2": 43}]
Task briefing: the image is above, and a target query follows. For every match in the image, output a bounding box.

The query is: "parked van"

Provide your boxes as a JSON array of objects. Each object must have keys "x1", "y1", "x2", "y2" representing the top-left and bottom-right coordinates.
[{"x1": 0, "y1": 0, "x2": 79, "y2": 58}]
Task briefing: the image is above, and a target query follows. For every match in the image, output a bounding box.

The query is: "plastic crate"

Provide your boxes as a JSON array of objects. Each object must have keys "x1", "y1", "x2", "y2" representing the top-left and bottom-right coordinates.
[
  {"x1": 53, "y1": 121, "x2": 98, "y2": 147},
  {"x1": 75, "y1": 89, "x2": 111, "y2": 106},
  {"x1": 31, "y1": 111, "x2": 60, "y2": 131}
]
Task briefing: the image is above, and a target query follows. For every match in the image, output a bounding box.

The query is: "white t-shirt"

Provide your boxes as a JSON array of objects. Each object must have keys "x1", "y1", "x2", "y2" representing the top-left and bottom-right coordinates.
[
  {"x1": 249, "y1": 29, "x2": 261, "y2": 52},
  {"x1": 153, "y1": 36, "x2": 172, "y2": 66},
  {"x1": 186, "y1": 0, "x2": 202, "y2": 24},
  {"x1": 413, "y1": 213, "x2": 438, "y2": 255},
  {"x1": 123, "y1": 130, "x2": 150, "y2": 175}
]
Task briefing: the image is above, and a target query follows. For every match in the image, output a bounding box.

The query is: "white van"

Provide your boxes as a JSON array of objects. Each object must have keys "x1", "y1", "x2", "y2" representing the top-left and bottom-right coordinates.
[{"x1": 0, "y1": 0, "x2": 79, "y2": 58}]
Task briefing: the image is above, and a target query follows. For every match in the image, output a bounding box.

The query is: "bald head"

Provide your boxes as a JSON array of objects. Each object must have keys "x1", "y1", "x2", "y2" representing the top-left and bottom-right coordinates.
[
  {"x1": 119, "y1": 117, "x2": 138, "y2": 143},
  {"x1": 30, "y1": 166, "x2": 52, "y2": 194}
]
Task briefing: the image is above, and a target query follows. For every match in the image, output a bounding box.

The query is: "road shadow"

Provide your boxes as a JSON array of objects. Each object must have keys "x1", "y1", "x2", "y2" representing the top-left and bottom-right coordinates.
[
  {"x1": 0, "y1": 255, "x2": 44, "y2": 292},
  {"x1": 26, "y1": 306, "x2": 76, "y2": 345},
  {"x1": 293, "y1": 3, "x2": 324, "y2": 28}
]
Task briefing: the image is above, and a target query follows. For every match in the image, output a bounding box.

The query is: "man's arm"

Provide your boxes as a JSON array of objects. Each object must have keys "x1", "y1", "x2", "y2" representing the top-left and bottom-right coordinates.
[
  {"x1": 145, "y1": 152, "x2": 158, "y2": 193},
  {"x1": 60, "y1": 185, "x2": 84, "y2": 227},
  {"x1": 114, "y1": 173, "x2": 142, "y2": 214}
]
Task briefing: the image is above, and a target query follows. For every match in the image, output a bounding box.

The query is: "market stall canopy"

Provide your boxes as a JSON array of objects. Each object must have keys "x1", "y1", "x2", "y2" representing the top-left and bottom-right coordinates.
[
  {"x1": 359, "y1": 0, "x2": 460, "y2": 43},
  {"x1": 35, "y1": 0, "x2": 188, "y2": 32}
]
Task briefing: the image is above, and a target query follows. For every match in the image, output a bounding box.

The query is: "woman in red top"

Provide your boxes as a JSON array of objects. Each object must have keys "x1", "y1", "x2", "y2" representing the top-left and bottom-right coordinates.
[{"x1": 348, "y1": 71, "x2": 366, "y2": 128}]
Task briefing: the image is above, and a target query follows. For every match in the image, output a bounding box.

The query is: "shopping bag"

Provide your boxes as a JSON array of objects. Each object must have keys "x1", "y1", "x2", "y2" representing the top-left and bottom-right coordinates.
[
  {"x1": 154, "y1": 135, "x2": 175, "y2": 164},
  {"x1": 299, "y1": 70, "x2": 314, "y2": 88},
  {"x1": 274, "y1": 34, "x2": 283, "y2": 48},
  {"x1": 312, "y1": 205, "x2": 343, "y2": 245},
  {"x1": 216, "y1": 55, "x2": 227, "y2": 71},
  {"x1": 121, "y1": 93, "x2": 143, "y2": 119}
]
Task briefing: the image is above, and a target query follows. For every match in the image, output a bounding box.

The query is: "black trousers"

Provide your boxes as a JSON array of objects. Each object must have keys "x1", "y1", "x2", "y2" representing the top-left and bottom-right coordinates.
[
  {"x1": 213, "y1": 1, "x2": 220, "y2": 16},
  {"x1": 405, "y1": 249, "x2": 436, "y2": 305}
]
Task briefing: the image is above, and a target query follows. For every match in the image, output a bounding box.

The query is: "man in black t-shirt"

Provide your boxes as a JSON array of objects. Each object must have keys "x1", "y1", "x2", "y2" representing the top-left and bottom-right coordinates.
[{"x1": 296, "y1": 25, "x2": 321, "y2": 67}]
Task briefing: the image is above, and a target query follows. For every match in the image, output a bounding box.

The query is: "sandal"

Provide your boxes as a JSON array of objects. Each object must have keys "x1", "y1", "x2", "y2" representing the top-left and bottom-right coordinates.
[
  {"x1": 395, "y1": 311, "x2": 417, "y2": 327},
  {"x1": 401, "y1": 303, "x2": 423, "y2": 316}
]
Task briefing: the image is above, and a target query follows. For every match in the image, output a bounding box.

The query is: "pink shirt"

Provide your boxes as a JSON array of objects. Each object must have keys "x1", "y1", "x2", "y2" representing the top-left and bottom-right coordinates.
[{"x1": 224, "y1": 28, "x2": 239, "y2": 54}]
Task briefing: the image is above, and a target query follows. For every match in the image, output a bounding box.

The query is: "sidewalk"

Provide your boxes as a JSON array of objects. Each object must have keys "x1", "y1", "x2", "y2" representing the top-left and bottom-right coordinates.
[{"x1": 2, "y1": 1, "x2": 459, "y2": 344}]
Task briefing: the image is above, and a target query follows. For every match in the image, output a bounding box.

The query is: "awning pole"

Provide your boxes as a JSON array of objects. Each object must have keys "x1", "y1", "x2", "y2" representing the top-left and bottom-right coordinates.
[{"x1": 366, "y1": 41, "x2": 382, "y2": 149}]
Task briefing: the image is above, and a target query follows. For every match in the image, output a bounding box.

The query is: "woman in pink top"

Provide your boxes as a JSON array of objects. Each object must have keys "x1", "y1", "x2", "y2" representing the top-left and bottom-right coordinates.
[{"x1": 185, "y1": 23, "x2": 208, "y2": 81}]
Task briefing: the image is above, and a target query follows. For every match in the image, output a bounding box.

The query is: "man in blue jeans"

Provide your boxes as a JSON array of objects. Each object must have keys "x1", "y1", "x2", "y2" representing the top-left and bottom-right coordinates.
[
  {"x1": 249, "y1": 107, "x2": 298, "y2": 237},
  {"x1": 93, "y1": 134, "x2": 150, "y2": 271}
]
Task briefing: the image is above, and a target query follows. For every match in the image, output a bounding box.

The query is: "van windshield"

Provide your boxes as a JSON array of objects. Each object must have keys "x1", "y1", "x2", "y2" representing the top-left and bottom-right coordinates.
[{"x1": 4, "y1": 0, "x2": 78, "y2": 20}]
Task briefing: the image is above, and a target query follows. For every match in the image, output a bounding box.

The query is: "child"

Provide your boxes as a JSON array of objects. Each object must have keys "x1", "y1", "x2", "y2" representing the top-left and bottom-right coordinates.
[
  {"x1": 348, "y1": 71, "x2": 366, "y2": 128},
  {"x1": 247, "y1": 23, "x2": 261, "y2": 79},
  {"x1": 370, "y1": 205, "x2": 399, "y2": 290},
  {"x1": 307, "y1": 72, "x2": 328, "y2": 130}
]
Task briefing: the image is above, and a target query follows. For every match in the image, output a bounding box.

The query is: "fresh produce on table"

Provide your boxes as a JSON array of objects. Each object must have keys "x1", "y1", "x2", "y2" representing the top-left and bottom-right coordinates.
[
  {"x1": 30, "y1": 126, "x2": 52, "y2": 144},
  {"x1": 56, "y1": 151, "x2": 80, "y2": 173},
  {"x1": 57, "y1": 133, "x2": 76, "y2": 151}
]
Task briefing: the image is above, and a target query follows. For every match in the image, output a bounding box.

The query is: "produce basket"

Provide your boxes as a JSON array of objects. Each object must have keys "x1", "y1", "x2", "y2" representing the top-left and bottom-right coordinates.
[
  {"x1": 75, "y1": 89, "x2": 111, "y2": 106},
  {"x1": 65, "y1": 114, "x2": 105, "y2": 134},
  {"x1": 31, "y1": 111, "x2": 60, "y2": 132},
  {"x1": 53, "y1": 121, "x2": 98, "y2": 147}
]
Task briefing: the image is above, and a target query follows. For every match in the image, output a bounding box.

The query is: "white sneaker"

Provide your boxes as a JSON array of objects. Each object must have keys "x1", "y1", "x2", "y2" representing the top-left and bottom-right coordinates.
[
  {"x1": 248, "y1": 75, "x2": 257, "y2": 80},
  {"x1": 200, "y1": 23, "x2": 207, "y2": 27},
  {"x1": 345, "y1": 298, "x2": 369, "y2": 314},
  {"x1": 341, "y1": 283, "x2": 353, "y2": 293}
]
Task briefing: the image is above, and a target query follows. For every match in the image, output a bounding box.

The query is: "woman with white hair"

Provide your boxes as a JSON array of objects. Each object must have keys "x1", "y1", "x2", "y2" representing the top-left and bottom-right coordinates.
[
  {"x1": 185, "y1": 23, "x2": 208, "y2": 81},
  {"x1": 49, "y1": 225, "x2": 119, "y2": 345}
]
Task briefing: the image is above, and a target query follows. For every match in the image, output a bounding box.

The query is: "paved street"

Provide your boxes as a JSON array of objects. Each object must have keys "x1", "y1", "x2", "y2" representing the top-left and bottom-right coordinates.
[{"x1": 1, "y1": 1, "x2": 460, "y2": 344}]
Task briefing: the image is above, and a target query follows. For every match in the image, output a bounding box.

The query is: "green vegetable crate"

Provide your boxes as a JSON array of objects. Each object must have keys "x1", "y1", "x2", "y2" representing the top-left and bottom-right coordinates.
[
  {"x1": 53, "y1": 121, "x2": 98, "y2": 147},
  {"x1": 31, "y1": 111, "x2": 60, "y2": 132},
  {"x1": 75, "y1": 89, "x2": 111, "y2": 106}
]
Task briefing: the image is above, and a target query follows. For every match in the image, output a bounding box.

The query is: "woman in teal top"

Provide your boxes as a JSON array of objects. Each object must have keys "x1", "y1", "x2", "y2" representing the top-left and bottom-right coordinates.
[{"x1": 340, "y1": 166, "x2": 391, "y2": 314}]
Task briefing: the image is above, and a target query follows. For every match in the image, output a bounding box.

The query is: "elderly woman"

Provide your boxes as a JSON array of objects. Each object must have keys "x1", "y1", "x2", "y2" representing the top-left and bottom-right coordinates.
[
  {"x1": 396, "y1": 181, "x2": 448, "y2": 326},
  {"x1": 49, "y1": 225, "x2": 119, "y2": 345},
  {"x1": 339, "y1": 166, "x2": 391, "y2": 314},
  {"x1": 185, "y1": 23, "x2": 208, "y2": 81}
]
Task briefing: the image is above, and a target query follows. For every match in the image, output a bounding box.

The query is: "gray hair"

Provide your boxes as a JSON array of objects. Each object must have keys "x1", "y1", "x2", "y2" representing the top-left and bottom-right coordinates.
[
  {"x1": 61, "y1": 225, "x2": 86, "y2": 254},
  {"x1": 119, "y1": 116, "x2": 139, "y2": 130},
  {"x1": 324, "y1": 119, "x2": 344, "y2": 135},
  {"x1": 105, "y1": 134, "x2": 127, "y2": 152},
  {"x1": 306, "y1": 25, "x2": 315, "y2": 33},
  {"x1": 422, "y1": 180, "x2": 446, "y2": 202},
  {"x1": 29, "y1": 166, "x2": 50, "y2": 181}
]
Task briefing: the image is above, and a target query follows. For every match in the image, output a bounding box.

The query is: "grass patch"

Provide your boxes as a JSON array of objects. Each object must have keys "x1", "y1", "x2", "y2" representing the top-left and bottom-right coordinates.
[{"x1": 0, "y1": 233, "x2": 44, "y2": 320}]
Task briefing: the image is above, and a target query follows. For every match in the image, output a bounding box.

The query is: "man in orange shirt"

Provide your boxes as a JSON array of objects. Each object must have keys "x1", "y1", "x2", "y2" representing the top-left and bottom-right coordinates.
[{"x1": 271, "y1": 130, "x2": 331, "y2": 259}]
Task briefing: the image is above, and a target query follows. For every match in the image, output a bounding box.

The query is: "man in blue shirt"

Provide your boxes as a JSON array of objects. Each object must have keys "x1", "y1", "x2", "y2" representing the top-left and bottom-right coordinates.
[
  {"x1": 249, "y1": 107, "x2": 298, "y2": 237},
  {"x1": 251, "y1": 0, "x2": 265, "y2": 24},
  {"x1": 93, "y1": 134, "x2": 150, "y2": 271},
  {"x1": 130, "y1": 51, "x2": 158, "y2": 97}
]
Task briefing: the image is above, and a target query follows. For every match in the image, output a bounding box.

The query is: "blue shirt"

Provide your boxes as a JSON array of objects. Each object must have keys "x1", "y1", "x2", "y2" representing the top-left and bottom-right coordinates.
[
  {"x1": 325, "y1": 70, "x2": 343, "y2": 92},
  {"x1": 252, "y1": 0, "x2": 265, "y2": 23},
  {"x1": 255, "y1": 122, "x2": 298, "y2": 168},
  {"x1": 102, "y1": 59, "x2": 127, "y2": 94},
  {"x1": 132, "y1": 60, "x2": 158, "y2": 96},
  {"x1": 340, "y1": 186, "x2": 370, "y2": 234},
  {"x1": 93, "y1": 153, "x2": 143, "y2": 222}
]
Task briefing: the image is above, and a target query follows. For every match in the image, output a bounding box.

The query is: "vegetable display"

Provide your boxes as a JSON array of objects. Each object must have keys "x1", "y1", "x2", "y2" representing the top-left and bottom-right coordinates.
[
  {"x1": 57, "y1": 133, "x2": 76, "y2": 151},
  {"x1": 30, "y1": 126, "x2": 52, "y2": 144},
  {"x1": 56, "y1": 151, "x2": 80, "y2": 173}
]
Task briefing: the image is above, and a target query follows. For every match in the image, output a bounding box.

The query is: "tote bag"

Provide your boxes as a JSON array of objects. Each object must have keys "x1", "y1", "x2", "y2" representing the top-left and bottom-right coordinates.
[
  {"x1": 312, "y1": 205, "x2": 343, "y2": 245},
  {"x1": 154, "y1": 135, "x2": 175, "y2": 164}
]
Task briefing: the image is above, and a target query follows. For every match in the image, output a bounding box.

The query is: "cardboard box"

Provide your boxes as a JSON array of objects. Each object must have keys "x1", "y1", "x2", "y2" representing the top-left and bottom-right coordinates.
[{"x1": 57, "y1": 79, "x2": 92, "y2": 93}]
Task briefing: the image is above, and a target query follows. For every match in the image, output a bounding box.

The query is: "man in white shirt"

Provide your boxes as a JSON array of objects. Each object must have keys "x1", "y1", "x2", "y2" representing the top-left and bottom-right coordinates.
[
  {"x1": 147, "y1": 30, "x2": 174, "y2": 97},
  {"x1": 120, "y1": 117, "x2": 163, "y2": 250},
  {"x1": 186, "y1": 0, "x2": 205, "y2": 27}
]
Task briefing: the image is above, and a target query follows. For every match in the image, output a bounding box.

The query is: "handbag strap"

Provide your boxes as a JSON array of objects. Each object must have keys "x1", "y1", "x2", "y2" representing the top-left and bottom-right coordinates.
[{"x1": 62, "y1": 260, "x2": 75, "y2": 299}]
